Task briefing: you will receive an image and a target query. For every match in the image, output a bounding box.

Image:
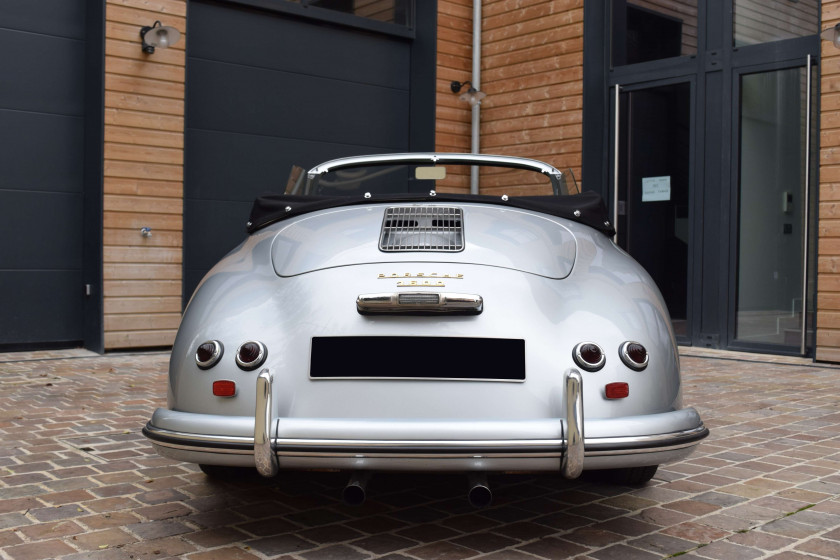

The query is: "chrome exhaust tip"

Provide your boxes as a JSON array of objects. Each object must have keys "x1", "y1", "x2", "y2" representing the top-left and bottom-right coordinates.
[
  {"x1": 467, "y1": 473, "x2": 492, "y2": 508},
  {"x1": 342, "y1": 471, "x2": 371, "y2": 506}
]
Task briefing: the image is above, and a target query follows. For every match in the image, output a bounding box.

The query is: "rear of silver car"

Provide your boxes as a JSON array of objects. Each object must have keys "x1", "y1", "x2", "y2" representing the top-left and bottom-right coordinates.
[{"x1": 144, "y1": 154, "x2": 707, "y2": 494}]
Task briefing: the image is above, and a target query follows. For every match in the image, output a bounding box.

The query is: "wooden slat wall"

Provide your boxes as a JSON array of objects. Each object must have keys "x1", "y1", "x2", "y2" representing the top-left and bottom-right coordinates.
[
  {"x1": 103, "y1": 0, "x2": 186, "y2": 349},
  {"x1": 436, "y1": 0, "x2": 473, "y2": 193},
  {"x1": 435, "y1": 0, "x2": 584, "y2": 196},
  {"x1": 818, "y1": 1, "x2": 840, "y2": 361}
]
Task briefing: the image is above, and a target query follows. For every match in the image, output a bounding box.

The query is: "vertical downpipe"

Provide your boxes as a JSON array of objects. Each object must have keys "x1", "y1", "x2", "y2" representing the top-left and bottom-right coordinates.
[{"x1": 470, "y1": 0, "x2": 482, "y2": 194}]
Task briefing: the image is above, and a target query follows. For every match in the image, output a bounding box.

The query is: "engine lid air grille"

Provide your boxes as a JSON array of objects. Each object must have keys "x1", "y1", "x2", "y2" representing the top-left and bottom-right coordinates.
[{"x1": 379, "y1": 207, "x2": 464, "y2": 252}]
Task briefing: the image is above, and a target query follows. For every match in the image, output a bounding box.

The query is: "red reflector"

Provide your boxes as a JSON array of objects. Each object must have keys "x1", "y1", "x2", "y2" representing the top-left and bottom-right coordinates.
[
  {"x1": 605, "y1": 382, "x2": 629, "y2": 399},
  {"x1": 213, "y1": 380, "x2": 236, "y2": 397}
]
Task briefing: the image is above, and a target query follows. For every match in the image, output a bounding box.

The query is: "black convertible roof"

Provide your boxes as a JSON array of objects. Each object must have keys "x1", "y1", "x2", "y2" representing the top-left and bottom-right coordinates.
[{"x1": 247, "y1": 191, "x2": 616, "y2": 237}]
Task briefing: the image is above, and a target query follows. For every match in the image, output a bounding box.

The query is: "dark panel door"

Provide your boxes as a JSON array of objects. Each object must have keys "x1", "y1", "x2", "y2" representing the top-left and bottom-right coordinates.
[
  {"x1": 617, "y1": 82, "x2": 692, "y2": 340},
  {"x1": 0, "y1": 1, "x2": 87, "y2": 347},
  {"x1": 184, "y1": 0, "x2": 416, "y2": 298}
]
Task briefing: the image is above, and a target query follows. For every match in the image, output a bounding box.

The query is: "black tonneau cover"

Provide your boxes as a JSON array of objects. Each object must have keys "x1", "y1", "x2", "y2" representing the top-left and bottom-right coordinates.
[{"x1": 247, "y1": 191, "x2": 615, "y2": 237}]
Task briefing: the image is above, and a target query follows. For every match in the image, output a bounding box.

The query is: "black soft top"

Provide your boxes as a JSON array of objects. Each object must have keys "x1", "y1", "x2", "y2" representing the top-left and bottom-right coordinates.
[{"x1": 247, "y1": 191, "x2": 615, "y2": 237}]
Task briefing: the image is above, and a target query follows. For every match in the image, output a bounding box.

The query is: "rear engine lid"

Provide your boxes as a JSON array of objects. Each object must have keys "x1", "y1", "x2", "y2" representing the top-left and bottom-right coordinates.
[{"x1": 271, "y1": 204, "x2": 576, "y2": 279}]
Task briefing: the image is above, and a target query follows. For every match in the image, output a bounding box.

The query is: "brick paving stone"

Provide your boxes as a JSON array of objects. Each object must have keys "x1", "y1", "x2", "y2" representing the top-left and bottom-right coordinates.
[
  {"x1": 690, "y1": 539, "x2": 765, "y2": 559},
  {"x1": 186, "y1": 548, "x2": 263, "y2": 560},
  {"x1": 120, "y1": 534, "x2": 197, "y2": 557},
  {"x1": 795, "y1": 536, "x2": 840, "y2": 557},
  {"x1": 450, "y1": 531, "x2": 518, "y2": 553},
  {"x1": 299, "y1": 524, "x2": 366, "y2": 544},
  {"x1": 476, "y1": 551, "x2": 535, "y2": 560},
  {"x1": 125, "y1": 519, "x2": 191, "y2": 540},
  {"x1": 588, "y1": 544, "x2": 661, "y2": 559},
  {"x1": 28, "y1": 504, "x2": 89, "y2": 523},
  {"x1": 301, "y1": 544, "x2": 373, "y2": 560},
  {"x1": 407, "y1": 541, "x2": 478, "y2": 560},
  {"x1": 352, "y1": 533, "x2": 418, "y2": 555},
  {"x1": 762, "y1": 517, "x2": 824, "y2": 539},
  {"x1": 727, "y1": 530, "x2": 797, "y2": 550},
  {"x1": 4, "y1": 539, "x2": 78, "y2": 560},
  {"x1": 561, "y1": 527, "x2": 625, "y2": 548},
  {"x1": 343, "y1": 514, "x2": 409, "y2": 534},
  {"x1": 16, "y1": 520, "x2": 84, "y2": 541},
  {"x1": 764, "y1": 552, "x2": 823, "y2": 559},
  {"x1": 397, "y1": 523, "x2": 462, "y2": 542},
  {"x1": 236, "y1": 516, "x2": 302, "y2": 536},
  {"x1": 69, "y1": 527, "x2": 136, "y2": 550},
  {"x1": 490, "y1": 520, "x2": 556, "y2": 541},
  {"x1": 134, "y1": 501, "x2": 192, "y2": 521},
  {"x1": 246, "y1": 533, "x2": 318, "y2": 555},
  {"x1": 662, "y1": 521, "x2": 730, "y2": 543},
  {"x1": 632, "y1": 505, "x2": 693, "y2": 527},
  {"x1": 185, "y1": 526, "x2": 252, "y2": 548},
  {"x1": 627, "y1": 533, "x2": 697, "y2": 556},
  {"x1": 78, "y1": 511, "x2": 142, "y2": 530},
  {"x1": 516, "y1": 537, "x2": 589, "y2": 558}
]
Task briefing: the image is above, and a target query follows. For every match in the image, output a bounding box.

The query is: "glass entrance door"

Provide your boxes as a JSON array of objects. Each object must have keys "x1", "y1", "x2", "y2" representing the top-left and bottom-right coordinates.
[
  {"x1": 734, "y1": 64, "x2": 816, "y2": 351},
  {"x1": 615, "y1": 81, "x2": 692, "y2": 340}
]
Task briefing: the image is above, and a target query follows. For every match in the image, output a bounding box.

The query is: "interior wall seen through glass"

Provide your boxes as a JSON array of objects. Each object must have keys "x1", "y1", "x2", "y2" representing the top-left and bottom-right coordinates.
[
  {"x1": 736, "y1": 68, "x2": 807, "y2": 346},
  {"x1": 611, "y1": 0, "x2": 698, "y2": 67},
  {"x1": 733, "y1": 0, "x2": 819, "y2": 47}
]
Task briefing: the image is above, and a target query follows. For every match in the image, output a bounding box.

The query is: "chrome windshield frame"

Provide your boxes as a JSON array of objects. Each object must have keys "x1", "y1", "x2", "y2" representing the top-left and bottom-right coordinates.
[{"x1": 304, "y1": 153, "x2": 567, "y2": 196}]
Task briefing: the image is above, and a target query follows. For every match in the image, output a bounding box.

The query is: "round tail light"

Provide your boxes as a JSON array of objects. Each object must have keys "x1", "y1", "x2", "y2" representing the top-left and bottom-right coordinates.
[
  {"x1": 236, "y1": 341, "x2": 267, "y2": 370},
  {"x1": 195, "y1": 340, "x2": 223, "y2": 369},
  {"x1": 573, "y1": 342, "x2": 605, "y2": 372},
  {"x1": 620, "y1": 341, "x2": 649, "y2": 371}
]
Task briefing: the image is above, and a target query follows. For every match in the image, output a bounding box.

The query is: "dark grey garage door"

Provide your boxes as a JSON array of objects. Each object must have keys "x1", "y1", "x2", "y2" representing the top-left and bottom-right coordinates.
[
  {"x1": 184, "y1": 0, "x2": 434, "y2": 298},
  {"x1": 0, "y1": 2, "x2": 87, "y2": 347}
]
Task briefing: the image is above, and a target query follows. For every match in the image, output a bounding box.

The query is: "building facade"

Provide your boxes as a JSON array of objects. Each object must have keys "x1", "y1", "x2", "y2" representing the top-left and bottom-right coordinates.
[{"x1": 2, "y1": 0, "x2": 839, "y2": 362}]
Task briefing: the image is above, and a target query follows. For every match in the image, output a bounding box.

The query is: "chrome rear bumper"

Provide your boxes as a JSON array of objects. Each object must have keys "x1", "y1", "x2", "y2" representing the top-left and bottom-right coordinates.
[{"x1": 143, "y1": 368, "x2": 708, "y2": 477}]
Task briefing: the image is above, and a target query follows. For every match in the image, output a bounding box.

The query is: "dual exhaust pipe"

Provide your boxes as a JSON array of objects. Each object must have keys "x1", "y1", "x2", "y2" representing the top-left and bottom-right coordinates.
[{"x1": 341, "y1": 472, "x2": 493, "y2": 508}]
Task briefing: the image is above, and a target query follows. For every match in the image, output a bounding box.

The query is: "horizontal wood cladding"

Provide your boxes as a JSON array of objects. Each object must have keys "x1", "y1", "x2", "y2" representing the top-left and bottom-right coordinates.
[
  {"x1": 437, "y1": 0, "x2": 473, "y2": 160},
  {"x1": 819, "y1": 0, "x2": 840, "y2": 361},
  {"x1": 104, "y1": 0, "x2": 186, "y2": 350},
  {"x1": 435, "y1": 0, "x2": 584, "y2": 194}
]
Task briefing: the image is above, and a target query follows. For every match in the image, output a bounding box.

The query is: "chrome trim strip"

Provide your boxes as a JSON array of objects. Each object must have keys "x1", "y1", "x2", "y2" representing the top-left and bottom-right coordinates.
[
  {"x1": 144, "y1": 422, "x2": 707, "y2": 460},
  {"x1": 613, "y1": 84, "x2": 620, "y2": 244},
  {"x1": 357, "y1": 292, "x2": 483, "y2": 314},
  {"x1": 308, "y1": 152, "x2": 563, "y2": 180},
  {"x1": 273, "y1": 438, "x2": 565, "y2": 449},
  {"x1": 585, "y1": 439, "x2": 701, "y2": 457},
  {"x1": 585, "y1": 424, "x2": 708, "y2": 450},
  {"x1": 254, "y1": 370, "x2": 278, "y2": 477},
  {"x1": 143, "y1": 424, "x2": 253, "y2": 447},
  {"x1": 802, "y1": 54, "x2": 812, "y2": 356},
  {"x1": 561, "y1": 368, "x2": 584, "y2": 479},
  {"x1": 144, "y1": 424, "x2": 707, "y2": 454}
]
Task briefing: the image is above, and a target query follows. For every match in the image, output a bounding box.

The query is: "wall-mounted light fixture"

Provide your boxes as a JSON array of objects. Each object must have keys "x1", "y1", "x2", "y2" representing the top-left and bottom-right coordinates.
[
  {"x1": 821, "y1": 23, "x2": 840, "y2": 48},
  {"x1": 451, "y1": 80, "x2": 486, "y2": 107},
  {"x1": 140, "y1": 21, "x2": 181, "y2": 54}
]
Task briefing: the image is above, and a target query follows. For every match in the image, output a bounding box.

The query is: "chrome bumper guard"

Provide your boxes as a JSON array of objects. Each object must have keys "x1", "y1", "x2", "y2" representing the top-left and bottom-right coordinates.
[{"x1": 253, "y1": 367, "x2": 586, "y2": 479}]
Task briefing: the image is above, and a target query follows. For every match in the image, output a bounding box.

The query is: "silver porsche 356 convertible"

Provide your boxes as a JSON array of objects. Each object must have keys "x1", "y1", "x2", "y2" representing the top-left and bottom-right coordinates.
[{"x1": 144, "y1": 153, "x2": 708, "y2": 505}]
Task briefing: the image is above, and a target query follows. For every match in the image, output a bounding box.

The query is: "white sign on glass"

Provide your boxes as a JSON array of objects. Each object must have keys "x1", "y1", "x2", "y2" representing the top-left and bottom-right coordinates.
[{"x1": 641, "y1": 176, "x2": 671, "y2": 202}]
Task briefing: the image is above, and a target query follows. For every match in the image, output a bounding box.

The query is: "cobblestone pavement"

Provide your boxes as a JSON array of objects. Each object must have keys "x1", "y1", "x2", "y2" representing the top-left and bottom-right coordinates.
[{"x1": 2, "y1": 348, "x2": 840, "y2": 559}]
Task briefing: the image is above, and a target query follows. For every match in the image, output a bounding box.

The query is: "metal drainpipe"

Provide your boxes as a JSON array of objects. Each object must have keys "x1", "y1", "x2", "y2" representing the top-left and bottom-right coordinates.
[{"x1": 470, "y1": 0, "x2": 482, "y2": 195}]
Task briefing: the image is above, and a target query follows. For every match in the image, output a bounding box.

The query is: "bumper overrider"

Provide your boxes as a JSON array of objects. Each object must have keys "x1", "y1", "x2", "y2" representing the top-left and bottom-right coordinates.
[{"x1": 142, "y1": 369, "x2": 709, "y2": 477}]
